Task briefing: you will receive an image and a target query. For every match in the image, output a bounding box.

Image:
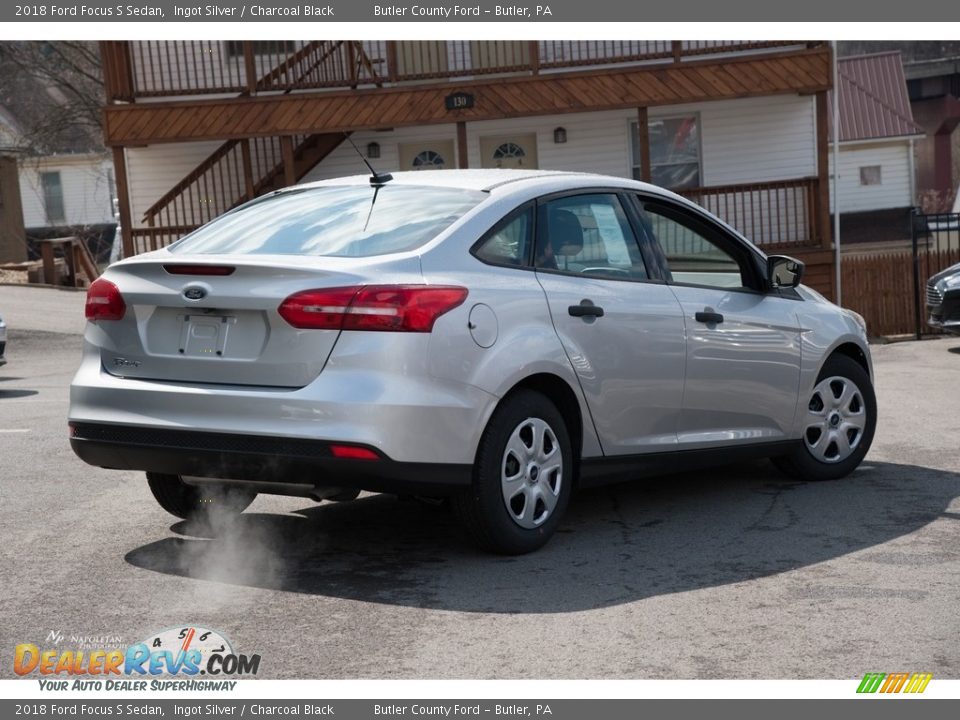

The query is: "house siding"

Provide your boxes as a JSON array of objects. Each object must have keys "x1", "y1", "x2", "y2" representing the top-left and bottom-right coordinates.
[
  {"x1": 18, "y1": 157, "x2": 115, "y2": 228},
  {"x1": 121, "y1": 93, "x2": 818, "y2": 229},
  {"x1": 829, "y1": 141, "x2": 913, "y2": 213},
  {"x1": 304, "y1": 94, "x2": 818, "y2": 185}
]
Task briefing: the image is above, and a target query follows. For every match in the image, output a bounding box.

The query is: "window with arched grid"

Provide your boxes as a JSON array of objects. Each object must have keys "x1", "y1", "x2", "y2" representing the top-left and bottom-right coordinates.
[
  {"x1": 412, "y1": 150, "x2": 447, "y2": 169},
  {"x1": 492, "y1": 143, "x2": 526, "y2": 161}
]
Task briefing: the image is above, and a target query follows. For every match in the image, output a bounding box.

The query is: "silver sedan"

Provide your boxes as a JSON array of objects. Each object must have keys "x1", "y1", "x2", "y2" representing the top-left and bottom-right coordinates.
[{"x1": 69, "y1": 170, "x2": 876, "y2": 554}]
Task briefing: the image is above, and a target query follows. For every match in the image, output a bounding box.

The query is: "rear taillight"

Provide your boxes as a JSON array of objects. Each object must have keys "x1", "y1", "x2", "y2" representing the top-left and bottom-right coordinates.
[
  {"x1": 278, "y1": 285, "x2": 468, "y2": 332},
  {"x1": 85, "y1": 279, "x2": 126, "y2": 321}
]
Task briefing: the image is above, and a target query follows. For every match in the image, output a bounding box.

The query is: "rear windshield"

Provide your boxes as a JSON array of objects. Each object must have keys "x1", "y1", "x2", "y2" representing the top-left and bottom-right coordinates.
[{"x1": 168, "y1": 185, "x2": 488, "y2": 257}]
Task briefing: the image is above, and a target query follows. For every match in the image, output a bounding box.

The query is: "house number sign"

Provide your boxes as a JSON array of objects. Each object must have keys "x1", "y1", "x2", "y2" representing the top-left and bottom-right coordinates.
[{"x1": 445, "y1": 92, "x2": 475, "y2": 111}]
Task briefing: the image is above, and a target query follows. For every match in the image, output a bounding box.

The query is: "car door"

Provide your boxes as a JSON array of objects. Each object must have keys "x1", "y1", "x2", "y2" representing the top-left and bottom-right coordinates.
[
  {"x1": 534, "y1": 191, "x2": 686, "y2": 455},
  {"x1": 632, "y1": 195, "x2": 802, "y2": 447}
]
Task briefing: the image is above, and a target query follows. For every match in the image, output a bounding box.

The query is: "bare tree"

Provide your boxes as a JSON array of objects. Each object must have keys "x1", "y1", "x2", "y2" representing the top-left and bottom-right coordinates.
[{"x1": 0, "y1": 41, "x2": 104, "y2": 156}]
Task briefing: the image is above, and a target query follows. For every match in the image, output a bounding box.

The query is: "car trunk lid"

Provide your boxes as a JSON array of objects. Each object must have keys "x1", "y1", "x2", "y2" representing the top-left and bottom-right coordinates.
[{"x1": 90, "y1": 254, "x2": 423, "y2": 388}]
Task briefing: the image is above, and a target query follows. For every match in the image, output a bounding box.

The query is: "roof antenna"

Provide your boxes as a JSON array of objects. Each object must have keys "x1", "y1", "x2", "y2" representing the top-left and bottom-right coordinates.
[{"x1": 344, "y1": 133, "x2": 393, "y2": 186}]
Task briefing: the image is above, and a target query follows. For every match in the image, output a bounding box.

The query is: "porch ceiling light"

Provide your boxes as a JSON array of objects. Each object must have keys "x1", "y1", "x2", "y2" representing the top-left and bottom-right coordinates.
[
  {"x1": 553, "y1": 127, "x2": 567, "y2": 144},
  {"x1": 366, "y1": 142, "x2": 381, "y2": 159}
]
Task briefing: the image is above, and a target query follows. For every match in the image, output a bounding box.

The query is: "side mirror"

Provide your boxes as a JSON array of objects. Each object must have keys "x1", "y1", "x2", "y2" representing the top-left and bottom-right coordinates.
[{"x1": 767, "y1": 255, "x2": 805, "y2": 289}]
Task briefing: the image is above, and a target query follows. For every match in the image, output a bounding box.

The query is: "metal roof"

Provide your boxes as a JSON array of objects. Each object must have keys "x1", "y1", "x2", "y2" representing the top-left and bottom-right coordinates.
[{"x1": 830, "y1": 52, "x2": 925, "y2": 143}]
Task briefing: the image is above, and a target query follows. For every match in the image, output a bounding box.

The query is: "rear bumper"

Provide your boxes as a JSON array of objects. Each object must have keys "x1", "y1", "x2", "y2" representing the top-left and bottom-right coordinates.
[
  {"x1": 70, "y1": 422, "x2": 472, "y2": 495},
  {"x1": 69, "y1": 338, "x2": 498, "y2": 465}
]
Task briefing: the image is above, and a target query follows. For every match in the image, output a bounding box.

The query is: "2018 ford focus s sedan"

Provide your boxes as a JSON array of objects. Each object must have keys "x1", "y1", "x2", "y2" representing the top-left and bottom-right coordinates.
[{"x1": 69, "y1": 170, "x2": 875, "y2": 554}]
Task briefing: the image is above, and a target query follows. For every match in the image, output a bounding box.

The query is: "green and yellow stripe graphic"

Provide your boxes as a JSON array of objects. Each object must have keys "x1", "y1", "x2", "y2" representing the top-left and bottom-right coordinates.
[{"x1": 857, "y1": 672, "x2": 932, "y2": 694}]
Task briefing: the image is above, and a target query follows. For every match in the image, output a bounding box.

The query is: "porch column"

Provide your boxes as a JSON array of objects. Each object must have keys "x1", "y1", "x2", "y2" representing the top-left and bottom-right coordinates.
[
  {"x1": 934, "y1": 120, "x2": 959, "y2": 196},
  {"x1": 111, "y1": 146, "x2": 134, "y2": 259},
  {"x1": 100, "y1": 42, "x2": 135, "y2": 103},
  {"x1": 815, "y1": 90, "x2": 831, "y2": 249},
  {"x1": 457, "y1": 121, "x2": 468, "y2": 169},
  {"x1": 243, "y1": 42, "x2": 257, "y2": 95},
  {"x1": 281, "y1": 136, "x2": 296, "y2": 187},
  {"x1": 0, "y1": 155, "x2": 26, "y2": 263},
  {"x1": 637, "y1": 107, "x2": 651, "y2": 182},
  {"x1": 240, "y1": 139, "x2": 255, "y2": 200}
]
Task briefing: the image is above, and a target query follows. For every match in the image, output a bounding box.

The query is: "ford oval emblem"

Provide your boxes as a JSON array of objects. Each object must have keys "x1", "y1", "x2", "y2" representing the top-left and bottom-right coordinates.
[{"x1": 183, "y1": 287, "x2": 207, "y2": 301}]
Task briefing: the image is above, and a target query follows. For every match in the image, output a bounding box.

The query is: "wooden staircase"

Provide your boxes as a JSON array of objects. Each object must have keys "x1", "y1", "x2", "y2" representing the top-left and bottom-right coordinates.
[
  {"x1": 138, "y1": 41, "x2": 378, "y2": 234},
  {"x1": 140, "y1": 133, "x2": 347, "y2": 229},
  {"x1": 251, "y1": 133, "x2": 350, "y2": 198}
]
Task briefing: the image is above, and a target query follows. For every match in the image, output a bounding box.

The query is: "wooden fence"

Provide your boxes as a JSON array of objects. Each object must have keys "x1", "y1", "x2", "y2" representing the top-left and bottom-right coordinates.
[{"x1": 842, "y1": 247, "x2": 960, "y2": 337}]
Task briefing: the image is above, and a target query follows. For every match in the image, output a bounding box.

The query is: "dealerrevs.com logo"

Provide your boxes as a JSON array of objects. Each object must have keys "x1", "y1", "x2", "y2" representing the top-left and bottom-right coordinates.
[
  {"x1": 857, "y1": 673, "x2": 932, "y2": 694},
  {"x1": 15, "y1": 626, "x2": 260, "y2": 691}
]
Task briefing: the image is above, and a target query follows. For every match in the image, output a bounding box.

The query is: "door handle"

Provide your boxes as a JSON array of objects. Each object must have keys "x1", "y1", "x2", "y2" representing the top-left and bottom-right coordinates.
[
  {"x1": 694, "y1": 310, "x2": 724, "y2": 324},
  {"x1": 568, "y1": 302, "x2": 605, "y2": 318}
]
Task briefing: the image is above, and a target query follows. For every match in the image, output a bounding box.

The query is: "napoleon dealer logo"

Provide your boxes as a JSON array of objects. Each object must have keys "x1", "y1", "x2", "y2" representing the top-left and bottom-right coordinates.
[{"x1": 45, "y1": 630, "x2": 124, "y2": 651}]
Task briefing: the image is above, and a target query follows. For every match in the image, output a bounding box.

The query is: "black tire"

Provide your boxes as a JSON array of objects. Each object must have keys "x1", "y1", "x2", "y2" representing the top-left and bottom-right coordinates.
[
  {"x1": 146, "y1": 472, "x2": 256, "y2": 520},
  {"x1": 452, "y1": 390, "x2": 573, "y2": 554},
  {"x1": 773, "y1": 353, "x2": 877, "y2": 481}
]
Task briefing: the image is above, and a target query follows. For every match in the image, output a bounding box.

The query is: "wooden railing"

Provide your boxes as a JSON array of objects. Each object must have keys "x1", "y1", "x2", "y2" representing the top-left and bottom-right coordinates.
[
  {"x1": 141, "y1": 135, "x2": 306, "y2": 228},
  {"x1": 680, "y1": 177, "x2": 821, "y2": 248},
  {"x1": 130, "y1": 225, "x2": 198, "y2": 255},
  {"x1": 129, "y1": 176, "x2": 822, "y2": 257},
  {"x1": 104, "y1": 40, "x2": 813, "y2": 101}
]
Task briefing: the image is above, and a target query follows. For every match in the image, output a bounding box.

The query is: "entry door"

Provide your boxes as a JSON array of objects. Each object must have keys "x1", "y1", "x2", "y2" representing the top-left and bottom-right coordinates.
[
  {"x1": 534, "y1": 192, "x2": 686, "y2": 455},
  {"x1": 480, "y1": 134, "x2": 538, "y2": 169},
  {"x1": 639, "y1": 197, "x2": 802, "y2": 446}
]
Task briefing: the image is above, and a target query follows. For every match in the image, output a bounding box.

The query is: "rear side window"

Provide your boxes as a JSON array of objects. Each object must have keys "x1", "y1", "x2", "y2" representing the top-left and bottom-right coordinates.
[
  {"x1": 473, "y1": 206, "x2": 534, "y2": 267},
  {"x1": 169, "y1": 185, "x2": 487, "y2": 257}
]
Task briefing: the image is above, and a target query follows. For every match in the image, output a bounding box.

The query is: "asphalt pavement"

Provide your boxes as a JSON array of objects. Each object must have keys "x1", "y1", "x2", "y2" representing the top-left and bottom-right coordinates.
[{"x1": 1, "y1": 283, "x2": 959, "y2": 679}]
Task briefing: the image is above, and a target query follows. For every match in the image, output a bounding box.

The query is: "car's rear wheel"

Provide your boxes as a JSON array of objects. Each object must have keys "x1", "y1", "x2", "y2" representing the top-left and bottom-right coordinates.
[
  {"x1": 452, "y1": 390, "x2": 573, "y2": 554},
  {"x1": 146, "y1": 472, "x2": 256, "y2": 520},
  {"x1": 773, "y1": 354, "x2": 876, "y2": 481}
]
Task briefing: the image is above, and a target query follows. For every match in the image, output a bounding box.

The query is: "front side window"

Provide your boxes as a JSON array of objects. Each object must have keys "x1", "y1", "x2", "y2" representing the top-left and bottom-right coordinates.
[
  {"x1": 535, "y1": 194, "x2": 648, "y2": 281},
  {"x1": 169, "y1": 185, "x2": 487, "y2": 257},
  {"x1": 640, "y1": 200, "x2": 747, "y2": 289},
  {"x1": 630, "y1": 115, "x2": 701, "y2": 190}
]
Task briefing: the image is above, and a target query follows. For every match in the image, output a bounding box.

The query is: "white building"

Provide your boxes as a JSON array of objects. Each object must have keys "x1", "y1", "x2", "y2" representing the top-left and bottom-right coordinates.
[
  {"x1": 829, "y1": 52, "x2": 924, "y2": 244},
  {"x1": 18, "y1": 153, "x2": 115, "y2": 229}
]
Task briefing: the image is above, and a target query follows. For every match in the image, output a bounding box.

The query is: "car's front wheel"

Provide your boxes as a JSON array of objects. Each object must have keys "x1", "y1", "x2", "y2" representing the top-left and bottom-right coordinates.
[
  {"x1": 773, "y1": 353, "x2": 877, "y2": 481},
  {"x1": 146, "y1": 472, "x2": 256, "y2": 520},
  {"x1": 452, "y1": 390, "x2": 573, "y2": 554}
]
